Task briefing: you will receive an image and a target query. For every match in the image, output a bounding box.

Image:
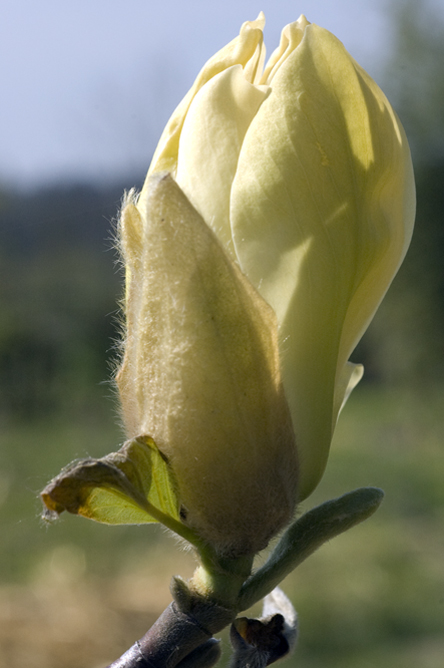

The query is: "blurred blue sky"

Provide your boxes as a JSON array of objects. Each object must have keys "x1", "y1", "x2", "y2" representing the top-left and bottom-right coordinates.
[{"x1": 1, "y1": 0, "x2": 443, "y2": 188}]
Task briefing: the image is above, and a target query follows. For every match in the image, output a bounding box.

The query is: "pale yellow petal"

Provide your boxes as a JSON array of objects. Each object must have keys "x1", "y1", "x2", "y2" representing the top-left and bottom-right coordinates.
[
  {"x1": 335, "y1": 63, "x2": 415, "y2": 374},
  {"x1": 142, "y1": 14, "x2": 265, "y2": 185},
  {"x1": 176, "y1": 65, "x2": 269, "y2": 257},
  {"x1": 261, "y1": 15, "x2": 310, "y2": 85},
  {"x1": 333, "y1": 361, "x2": 364, "y2": 426},
  {"x1": 231, "y1": 24, "x2": 415, "y2": 500}
]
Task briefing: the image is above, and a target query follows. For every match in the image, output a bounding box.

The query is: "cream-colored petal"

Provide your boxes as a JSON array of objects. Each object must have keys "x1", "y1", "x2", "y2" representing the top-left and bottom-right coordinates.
[
  {"x1": 176, "y1": 65, "x2": 269, "y2": 258},
  {"x1": 261, "y1": 15, "x2": 310, "y2": 85},
  {"x1": 141, "y1": 14, "x2": 265, "y2": 187},
  {"x1": 333, "y1": 361, "x2": 364, "y2": 426},
  {"x1": 117, "y1": 173, "x2": 297, "y2": 555},
  {"x1": 335, "y1": 63, "x2": 415, "y2": 375},
  {"x1": 231, "y1": 24, "x2": 415, "y2": 500},
  {"x1": 243, "y1": 15, "x2": 266, "y2": 85}
]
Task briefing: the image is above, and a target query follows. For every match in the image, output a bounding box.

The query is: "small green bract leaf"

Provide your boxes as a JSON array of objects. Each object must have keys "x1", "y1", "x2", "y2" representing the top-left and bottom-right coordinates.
[
  {"x1": 41, "y1": 436, "x2": 180, "y2": 525},
  {"x1": 238, "y1": 487, "x2": 384, "y2": 610}
]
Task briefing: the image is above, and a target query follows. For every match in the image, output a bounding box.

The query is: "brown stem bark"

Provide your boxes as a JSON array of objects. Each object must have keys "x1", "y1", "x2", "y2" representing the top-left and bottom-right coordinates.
[{"x1": 104, "y1": 582, "x2": 236, "y2": 668}]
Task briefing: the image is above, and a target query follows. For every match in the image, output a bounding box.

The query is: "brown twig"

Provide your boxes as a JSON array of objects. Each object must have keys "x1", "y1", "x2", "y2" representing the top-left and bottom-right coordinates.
[{"x1": 104, "y1": 578, "x2": 235, "y2": 668}]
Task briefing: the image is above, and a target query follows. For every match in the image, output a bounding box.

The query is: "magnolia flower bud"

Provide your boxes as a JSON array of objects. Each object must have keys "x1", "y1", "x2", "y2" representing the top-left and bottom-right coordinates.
[
  {"x1": 142, "y1": 14, "x2": 415, "y2": 501},
  {"x1": 117, "y1": 174, "x2": 298, "y2": 556},
  {"x1": 41, "y1": 14, "x2": 415, "y2": 562}
]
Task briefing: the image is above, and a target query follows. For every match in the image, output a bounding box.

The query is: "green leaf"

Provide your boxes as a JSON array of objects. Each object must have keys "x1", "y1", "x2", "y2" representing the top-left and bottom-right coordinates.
[
  {"x1": 41, "y1": 436, "x2": 180, "y2": 526},
  {"x1": 238, "y1": 487, "x2": 384, "y2": 611}
]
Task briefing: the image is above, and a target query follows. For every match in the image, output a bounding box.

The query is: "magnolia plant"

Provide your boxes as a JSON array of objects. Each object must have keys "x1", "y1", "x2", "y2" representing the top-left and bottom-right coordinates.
[{"x1": 42, "y1": 13, "x2": 415, "y2": 668}]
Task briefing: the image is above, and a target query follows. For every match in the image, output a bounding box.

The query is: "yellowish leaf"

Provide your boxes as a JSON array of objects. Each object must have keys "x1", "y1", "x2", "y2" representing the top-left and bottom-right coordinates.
[{"x1": 41, "y1": 436, "x2": 180, "y2": 526}]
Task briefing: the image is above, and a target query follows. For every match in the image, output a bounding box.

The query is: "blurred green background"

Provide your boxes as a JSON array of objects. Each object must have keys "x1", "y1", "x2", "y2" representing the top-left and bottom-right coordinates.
[{"x1": 1, "y1": 3, "x2": 444, "y2": 667}]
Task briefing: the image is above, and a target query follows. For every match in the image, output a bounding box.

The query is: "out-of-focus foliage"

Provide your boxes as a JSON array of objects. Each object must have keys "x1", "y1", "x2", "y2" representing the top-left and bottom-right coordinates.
[
  {"x1": 0, "y1": 181, "x2": 135, "y2": 420},
  {"x1": 384, "y1": 0, "x2": 444, "y2": 163}
]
